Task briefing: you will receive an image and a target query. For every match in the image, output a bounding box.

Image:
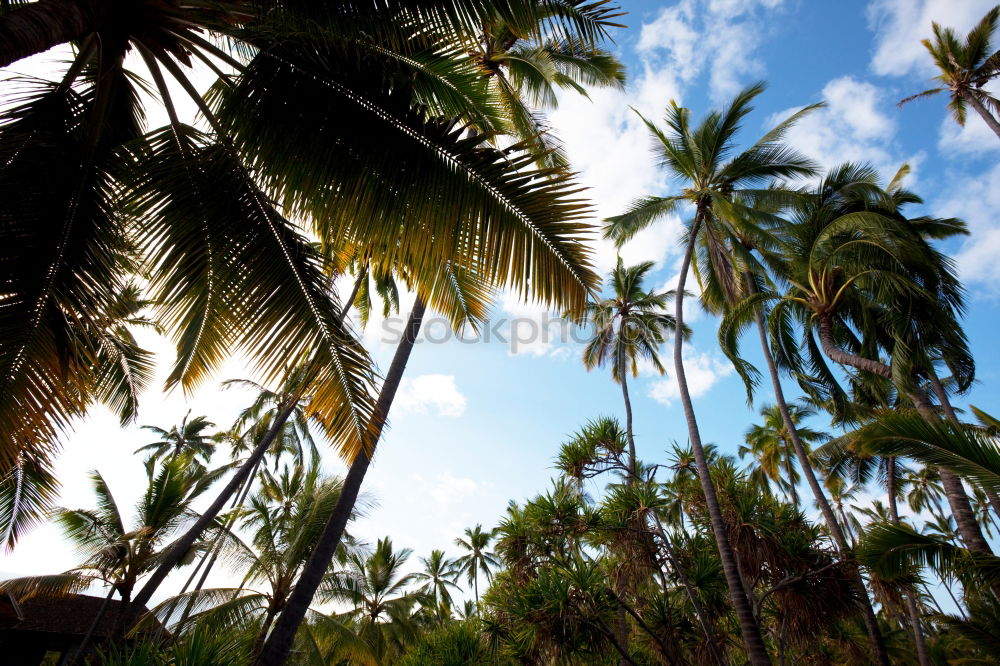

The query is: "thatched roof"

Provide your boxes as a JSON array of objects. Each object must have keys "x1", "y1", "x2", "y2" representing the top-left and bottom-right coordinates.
[{"x1": 0, "y1": 593, "x2": 166, "y2": 639}]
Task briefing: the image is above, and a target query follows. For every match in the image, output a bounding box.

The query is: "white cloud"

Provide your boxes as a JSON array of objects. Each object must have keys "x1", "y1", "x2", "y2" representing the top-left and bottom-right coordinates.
[
  {"x1": 867, "y1": 0, "x2": 998, "y2": 77},
  {"x1": 637, "y1": 0, "x2": 782, "y2": 103},
  {"x1": 394, "y1": 374, "x2": 467, "y2": 417},
  {"x1": 648, "y1": 348, "x2": 733, "y2": 405},
  {"x1": 770, "y1": 76, "x2": 918, "y2": 181},
  {"x1": 932, "y1": 162, "x2": 1000, "y2": 292}
]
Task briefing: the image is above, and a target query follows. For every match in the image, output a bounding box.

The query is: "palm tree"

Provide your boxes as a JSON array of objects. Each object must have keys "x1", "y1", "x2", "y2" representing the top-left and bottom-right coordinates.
[
  {"x1": 900, "y1": 6, "x2": 1000, "y2": 139},
  {"x1": 252, "y1": 5, "x2": 618, "y2": 657},
  {"x1": 414, "y1": 550, "x2": 462, "y2": 620},
  {"x1": 455, "y1": 524, "x2": 501, "y2": 606},
  {"x1": 604, "y1": 82, "x2": 818, "y2": 666},
  {"x1": 762, "y1": 170, "x2": 991, "y2": 561},
  {"x1": 740, "y1": 403, "x2": 826, "y2": 508},
  {"x1": 0, "y1": 1, "x2": 601, "y2": 520},
  {"x1": 328, "y1": 537, "x2": 425, "y2": 663},
  {"x1": 582, "y1": 258, "x2": 686, "y2": 480},
  {"x1": 136, "y1": 412, "x2": 217, "y2": 466}
]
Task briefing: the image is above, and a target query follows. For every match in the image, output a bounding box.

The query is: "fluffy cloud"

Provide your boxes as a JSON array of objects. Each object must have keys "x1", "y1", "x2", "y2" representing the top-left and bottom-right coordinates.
[
  {"x1": 932, "y1": 162, "x2": 1000, "y2": 292},
  {"x1": 394, "y1": 374, "x2": 467, "y2": 417},
  {"x1": 769, "y1": 76, "x2": 918, "y2": 181},
  {"x1": 647, "y1": 349, "x2": 733, "y2": 405},
  {"x1": 638, "y1": 0, "x2": 784, "y2": 103},
  {"x1": 867, "y1": 0, "x2": 998, "y2": 77}
]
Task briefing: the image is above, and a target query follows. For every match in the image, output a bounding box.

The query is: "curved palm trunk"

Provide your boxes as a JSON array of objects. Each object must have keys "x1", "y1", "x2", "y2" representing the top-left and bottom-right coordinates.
[
  {"x1": 816, "y1": 314, "x2": 993, "y2": 556},
  {"x1": 255, "y1": 296, "x2": 427, "y2": 666},
  {"x1": 621, "y1": 372, "x2": 637, "y2": 481},
  {"x1": 748, "y1": 290, "x2": 890, "y2": 665},
  {"x1": 676, "y1": 216, "x2": 771, "y2": 666},
  {"x1": 961, "y1": 90, "x2": 1000, "y2": 140},
  {"x1": 0, "y1": 0, "x2": 107, "y2": 68},
  {"x1": 929, "y1": 373, "x2": 1000, "y2": 522}
]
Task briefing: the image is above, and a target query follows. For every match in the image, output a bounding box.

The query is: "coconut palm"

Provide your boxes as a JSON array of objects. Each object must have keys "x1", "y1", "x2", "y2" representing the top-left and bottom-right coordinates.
[
  {"x1": 736, "y1": 161, "x2": 990, "y2": 566},
  {"x1": 582, "y1": 258, "x2": 686, "y2": 480},
  {"x1": 0, "y1": 1, "x2": 603, "y2": 525},
  {"x1": 740, "y1": 403, "x2": 826, "y2": 508},
  {"x1": 328, "y1": 537, "x2": 426, "y2": 663},
  {"x1": 414, "y1": 550, "x2": 462, "y2": 620},
  {"x1": 604, "y1": 82, "x2": 819, "y2": 666},
  {"x1": 136, "y1": 412, "x2": 217, "y2": 466},
  {"x1": 455, "y1": 524, "x2": 501, "y2": 606},
  {"x1": 900, "y1": 6, "x2": 1000, "y2": 139}
]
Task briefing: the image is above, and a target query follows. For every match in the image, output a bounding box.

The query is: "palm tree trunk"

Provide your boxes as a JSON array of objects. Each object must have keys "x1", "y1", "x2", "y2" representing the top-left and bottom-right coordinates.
[
  {"x1": 621, "y1": 372, "x2": 638, "y2": 481},
  {"x1": 255, "y1": 296, "x2": 427, "y2": 666},
  {"x1": 176, "y1": 455, "x2": 264, "y2": 627},
  {"x1": 675, "y1": 213, "x2": 771, "y2": 666},
  {"x1": 815, "y1": 314, "x2": 993, "y2": 556},
  {"x1": 128, "y1": 400, "x2": 299, "y2": 616},
  {"x1": 960, "y1": 90, "x2": 1000, "y2": 140},
  {"x1": 618, "y1": 373, "x2": 637, "y2": 665},
  {"x1": 783, "y1": 451, "x2": 798, "y2": 509},
  {"x1": 0, "y1": 0, "x2": 107, "y2": 68},
  {"x1": 929, "y1": 372, "x2": 1000, "y2": 522},
  {"x1": 749, "y1": 286, "x2": 890, "y2": 665}
]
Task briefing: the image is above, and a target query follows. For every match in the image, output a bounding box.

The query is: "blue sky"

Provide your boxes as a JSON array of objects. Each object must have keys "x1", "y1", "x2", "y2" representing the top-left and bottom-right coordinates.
[{"x1": 5, "y1": 0, "x2": 1000, "y2": 601}]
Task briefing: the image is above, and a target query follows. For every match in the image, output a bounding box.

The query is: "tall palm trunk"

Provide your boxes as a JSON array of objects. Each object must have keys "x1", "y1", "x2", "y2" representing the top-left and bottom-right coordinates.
[
  {"x1": 929, "y1": 372, "x2": 1000, "y2": 521},
  {"x1": 0, "y1": 0, "x2": 107, "y2": 68},
  {"x1": 886, "y1": 465, "x2": 933, "y2": 666},
  {"x1": 617, "y1": 372, "x2": 637, "y2": 664},
  {"x1": 255, "y1": 296, "x2": 427, "y2": 666},
  {"x1": 782, "y1": 449, "x2": 797, "y2": 509},
  {"x1": 747, "y1": 283, "x2": 890, "y2": 665},
  {"x1": 961, "y1": 90, "x2": 1000, "y2": 140},
  {"x1": 621, "y1": 372, "x2": 637, "y2": 480},
  {"x1": 816, "y1": 314, "x2": 993, "y2": 556},
  {"x1": 676, "y1": 213, "x2": 771, "y2": 666}
]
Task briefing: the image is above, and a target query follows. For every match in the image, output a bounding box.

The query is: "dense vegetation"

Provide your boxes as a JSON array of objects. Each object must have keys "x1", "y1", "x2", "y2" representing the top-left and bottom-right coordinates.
[{"x1": 2, "y1": 1, "x2": 1000, "y2": 664}]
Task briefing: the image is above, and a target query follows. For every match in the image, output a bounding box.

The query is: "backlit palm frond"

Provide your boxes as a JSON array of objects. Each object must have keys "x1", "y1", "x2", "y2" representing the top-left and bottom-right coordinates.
[
  {"x1": 842, "y1": 409, "x2": 1000, "y2": 495},
  {"x1": 126, "y1": 124, "x2": 379, "y2": 461},
  {"x1": 0, "y1": 77, "x2": 130, "y2": 472},
  {"x1": 0, "y1": 448, "x2": 59, "y2": 550},
  {"x1": 213, "y1": 49, "x2": 598, "y2": 316}
]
